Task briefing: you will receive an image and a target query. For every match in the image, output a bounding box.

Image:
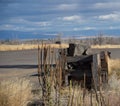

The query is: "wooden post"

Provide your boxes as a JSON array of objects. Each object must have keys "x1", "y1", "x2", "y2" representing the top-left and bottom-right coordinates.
[
  {"x1": 38, "y1": 45, "x2": 41, "y2": 85},
  {"x1": 100, "y1": 51, "x2": 109, "y2": 84},
  {"x1": 92, "y1": 53, "x2": 101, "y2": 90},
  {"x1": 104, "y1": 51, "x2": 109, "y2": 83},
  {"x1": 92, "y1": 54, "x2": 101, "y2": 104}
]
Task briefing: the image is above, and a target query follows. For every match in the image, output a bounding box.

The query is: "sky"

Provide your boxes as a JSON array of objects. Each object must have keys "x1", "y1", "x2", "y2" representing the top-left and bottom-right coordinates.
[{"x1": 0, "y1": 0, "x2": 120, "y2": 40}]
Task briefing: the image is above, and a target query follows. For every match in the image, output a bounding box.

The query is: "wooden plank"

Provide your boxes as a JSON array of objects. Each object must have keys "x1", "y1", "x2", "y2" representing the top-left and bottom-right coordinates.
[
  {"x1": 104, "y1": 51, "x2": 109, "y2": 83},
  {"x1": 92, "y1": 53, "x2": 101, "y2": 90},
  {"x1": 100, "y1": 51, "x2": 109, "y2": 83}
]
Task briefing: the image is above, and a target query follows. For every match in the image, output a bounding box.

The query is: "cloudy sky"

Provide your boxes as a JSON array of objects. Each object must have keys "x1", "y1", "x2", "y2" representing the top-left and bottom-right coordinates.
[{"x1": 0, "y1": 0, "x2": 120, "y2": 39}]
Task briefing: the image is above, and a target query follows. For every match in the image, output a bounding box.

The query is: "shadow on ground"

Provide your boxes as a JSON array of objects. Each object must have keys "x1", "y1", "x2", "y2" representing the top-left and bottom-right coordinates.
[{"x1": 0, "y1": 65, "x2": 38, "y2": 69}]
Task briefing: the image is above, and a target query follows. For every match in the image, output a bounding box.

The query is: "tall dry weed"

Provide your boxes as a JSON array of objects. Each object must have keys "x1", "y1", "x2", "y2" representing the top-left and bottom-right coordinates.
[{"x1": 0, "y1": 78, "x2": 33, "y2": 106}]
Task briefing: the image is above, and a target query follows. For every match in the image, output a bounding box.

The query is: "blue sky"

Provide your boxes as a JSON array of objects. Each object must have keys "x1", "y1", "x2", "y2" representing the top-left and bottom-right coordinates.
[{"x1": 0, "y1": 0, "x2": 120, "y2": 39}]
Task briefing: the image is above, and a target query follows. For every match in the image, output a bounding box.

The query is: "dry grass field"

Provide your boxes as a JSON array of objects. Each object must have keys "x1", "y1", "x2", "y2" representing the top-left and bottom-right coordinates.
[
  {"x1": 0, "y1": 44, "x2": 120, "y2": 106},
  {"x1": 91, "y1": 44, "x2": 120, "y2": 49},
  {"x1": 0, "y1": 73, "x2": 120, "y2": 106},
  {"x1": 0, "y1": 44, "x2": 69, "y2": 51}
]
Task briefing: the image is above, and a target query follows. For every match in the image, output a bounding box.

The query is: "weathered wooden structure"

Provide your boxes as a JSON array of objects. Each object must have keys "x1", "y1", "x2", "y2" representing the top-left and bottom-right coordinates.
[
  {"x1": 65, "y1": 44, "x2": 110, "y2": 89},
  {"x1": 37, "y1": 43, "x2": 110, "y2": 90}
]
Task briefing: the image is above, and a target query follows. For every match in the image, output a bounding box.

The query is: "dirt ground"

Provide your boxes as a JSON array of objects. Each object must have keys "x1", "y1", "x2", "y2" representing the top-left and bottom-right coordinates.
[
  {"x1": 0, "y1": 49, "x2": 39, "y2": 88},
  {"x1": 0, "y1": 48, "x2": 120, "y2": 87}
]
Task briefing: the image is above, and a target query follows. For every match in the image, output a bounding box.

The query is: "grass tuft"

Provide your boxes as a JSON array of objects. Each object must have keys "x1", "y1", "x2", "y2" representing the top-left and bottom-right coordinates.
[{"x1": 0, "y1": 78, "x2": 33, "y2": 106}]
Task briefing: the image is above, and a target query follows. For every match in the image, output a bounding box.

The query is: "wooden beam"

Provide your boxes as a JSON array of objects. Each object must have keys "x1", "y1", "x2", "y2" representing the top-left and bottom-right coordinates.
[{"x1": 92, "y1": 53, "x2": 101, "y2": 90}]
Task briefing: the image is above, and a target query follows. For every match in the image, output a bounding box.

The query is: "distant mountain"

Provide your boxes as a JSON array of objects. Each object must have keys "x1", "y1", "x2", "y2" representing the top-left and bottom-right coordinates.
[
  {"x1": 0, "y1": 29, "x2": 120, "y2": 40},
  {"x1": 0, "y1": 30, "x2": 56, "y2": 40}
]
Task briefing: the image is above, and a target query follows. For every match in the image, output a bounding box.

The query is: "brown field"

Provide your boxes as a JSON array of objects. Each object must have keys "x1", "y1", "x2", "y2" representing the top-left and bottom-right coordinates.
[
  {"x1": 91, "y1": 44, "x2": 120, "y2": 49},
  {"x1": 0, "y1": 43, "x2": 69, "y2": 51}
]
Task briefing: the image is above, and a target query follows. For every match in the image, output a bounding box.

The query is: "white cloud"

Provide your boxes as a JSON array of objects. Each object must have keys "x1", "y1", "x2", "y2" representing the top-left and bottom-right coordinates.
[
  {"x1": 83, "y1": 27, "x2": 97, "y2": 30},
  {"x1": 0, "y1": 24, "x2": 48, "y2": 31},
  {"x1": 109, "y1": 26, "x2": 120, "y2": 30},
  {"x1": 43, "y1": 33, "x2": 58, "y2": 36},
  {"x1": 98, "y1": 12, "x2": 120, "y2": 21},
  {"x1": 73, "y1": 27, "x2": 97, "y2": 31},
  {"x1": 94, "y1": 2, "x2": 120, "y2": 9},
  {"x1": 9, "y1": 18, "x2": 51, "y2": 27},
  {"x1": 57, "y1": 4, "x2": 78, "y2": 11},
  {"x1": 61, "y1": 15, "x2": 81, "y2": 21},
  {"x1": 0, "y1": 17, "x2": 52, "y2": 31},
  {"x1": 73, "y1": 26, "x2": 120, "y2": 31},
  {"x1": 34, "y1": 22, "x2": 51, "y2": 27},
  {"x1": 0, "y1": 24, "x2": 16, "y2": 30}
]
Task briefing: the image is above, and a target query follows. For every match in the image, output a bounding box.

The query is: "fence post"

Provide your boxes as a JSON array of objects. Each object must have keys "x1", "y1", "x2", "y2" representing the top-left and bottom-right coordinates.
[{"x1": 92, "y1": 53, "x2": 101, "y2": 90}]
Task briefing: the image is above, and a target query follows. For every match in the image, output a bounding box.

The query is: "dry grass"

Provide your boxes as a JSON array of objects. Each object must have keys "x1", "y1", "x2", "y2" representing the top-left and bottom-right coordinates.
[
  {"x1": 104, "y1": 92, "x2": 120, "y2": 106},
  {"x1": 108, "y1": 73, "x2": 120, "y2": 91},
  {"x1": 108, "y1": 59, "x2": 120, "y2": 77},
  {"x1": 0, "y1": 44, "x2": 69, "y2": 51},
  {"x1": 91, "y1": 44, "x2": 120, "y2": 49},
  {"x1": 104, "y1": 73, "x2": 120, "y2": 106},
  {"x1": 62, "y1": 73, "x2": 120, "y2": 106},
  {"x1": 60, "y1": 81, "x2": 120, "y2": 106},
  {"x1": 0, "y1": 78, "x2": 33, "y2": 106}
]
